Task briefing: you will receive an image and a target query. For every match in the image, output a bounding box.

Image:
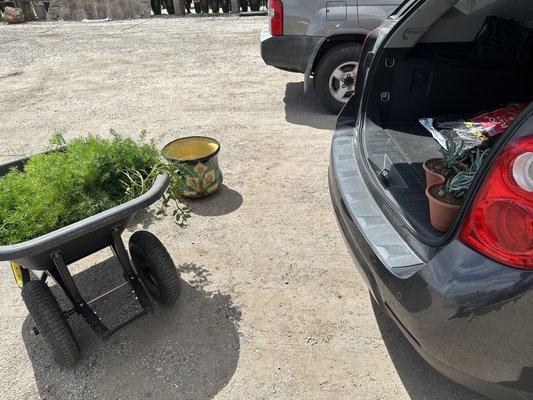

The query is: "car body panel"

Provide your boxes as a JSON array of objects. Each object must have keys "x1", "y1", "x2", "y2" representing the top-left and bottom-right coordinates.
[
  {"x1": 260, "y1": 25, "x2": 322, "y2": 73},
  {"x1": 330, "y1": 161, "x2": 533, "y2": 400},
  {"x1": 357, "y1": 0, "x2": 402, "y2": 30},
  {"x1": 329, "y1": 1, "x2": 533, "y2": 398},
  {"x1": 261, "y1": 0, "x2": 401, "y2": 90},
  {"x1": 282, "y1": 0, "x2": 359, "y2": 36}
]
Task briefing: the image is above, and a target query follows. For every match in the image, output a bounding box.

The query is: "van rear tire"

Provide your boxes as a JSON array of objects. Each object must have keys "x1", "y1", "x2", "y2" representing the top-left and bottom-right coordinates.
[{"x1": 314, "y1": 44, "x2": 362, "y2": 114}]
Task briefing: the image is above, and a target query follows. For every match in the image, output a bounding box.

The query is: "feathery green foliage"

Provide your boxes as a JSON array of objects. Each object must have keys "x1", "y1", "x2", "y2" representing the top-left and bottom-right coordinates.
[{"x1": 0, "y1": 132, "x2": 189, "y2": 245}]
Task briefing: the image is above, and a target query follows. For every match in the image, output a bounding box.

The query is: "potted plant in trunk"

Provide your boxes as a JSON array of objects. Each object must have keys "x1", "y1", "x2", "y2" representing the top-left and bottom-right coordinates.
[
  {"x1": 426, "y1": 148, "x2": 488, "y2": 232},
  {"x1": 423, "y1": 139, "x2": 466, "y2": 187}
]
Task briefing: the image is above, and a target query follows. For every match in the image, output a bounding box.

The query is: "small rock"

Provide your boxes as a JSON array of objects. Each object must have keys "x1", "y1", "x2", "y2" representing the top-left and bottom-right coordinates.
[{"x1": 4, "y1": 7, "x2": 25, "y2": 24}]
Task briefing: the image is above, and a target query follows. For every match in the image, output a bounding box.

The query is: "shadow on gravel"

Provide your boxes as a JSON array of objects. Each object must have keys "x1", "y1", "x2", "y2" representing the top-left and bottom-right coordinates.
[
  {"x1": 284, "y1": 82, "x2": 337, "y2": 130},
  {"x1": 186, "y1": 184, "x2": 243, "y2": 217},
  {"x1": 128, "y1": 184, "x2": 243, "y2": 226},
  {"x1": 128, "y1": 207, "x2": 161, "y2": 229},
  {"x1": 21, "y1": 256, "x2": 241, "y2": 400},
  {"x1": 371, "y1": 299, "x2": 487, "y2": 400}
]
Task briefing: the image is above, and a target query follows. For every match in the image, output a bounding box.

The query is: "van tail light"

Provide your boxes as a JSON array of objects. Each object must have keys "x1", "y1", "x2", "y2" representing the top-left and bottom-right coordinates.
[
  {"x1": 459, "y1": 136, "x2": 533, "y2": 269},
  {"x1": 268, "y1": 0, "x2": 283, "y2": 36}
]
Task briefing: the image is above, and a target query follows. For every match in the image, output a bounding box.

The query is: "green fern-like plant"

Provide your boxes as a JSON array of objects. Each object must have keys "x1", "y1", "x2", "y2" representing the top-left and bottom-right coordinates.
[{"x1": 0, "y1": 132, "x2": 190, "y2": 245}]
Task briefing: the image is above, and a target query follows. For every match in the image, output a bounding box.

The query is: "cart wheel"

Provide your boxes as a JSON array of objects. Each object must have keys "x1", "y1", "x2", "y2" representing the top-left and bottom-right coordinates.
[
  {"x1": 129, "y1": 231, "x2": 181, "y2": 306},
  {"x1": 21, "y1": 281, "x2": 80, "y2": 367}
]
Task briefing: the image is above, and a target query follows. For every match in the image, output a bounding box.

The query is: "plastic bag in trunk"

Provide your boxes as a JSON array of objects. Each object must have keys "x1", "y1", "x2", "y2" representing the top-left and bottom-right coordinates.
[{"x1": 420, "y1": 103, "x2": 527, "y2": 150}]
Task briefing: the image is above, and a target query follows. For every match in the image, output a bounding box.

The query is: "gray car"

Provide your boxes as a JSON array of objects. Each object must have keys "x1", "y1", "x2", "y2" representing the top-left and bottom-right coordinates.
[
  {"x1": 330, "y1": 0, "x2": 533, "y2": 399},
  {"x1": 260, "y1": 0, "x2": 401, "y2": 113}
]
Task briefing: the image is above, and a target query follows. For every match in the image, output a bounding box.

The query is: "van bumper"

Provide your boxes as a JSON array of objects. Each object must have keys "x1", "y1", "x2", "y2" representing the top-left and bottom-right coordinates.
[{"x1": 260, "y1": 23, "x2": 321, "y2": 73}]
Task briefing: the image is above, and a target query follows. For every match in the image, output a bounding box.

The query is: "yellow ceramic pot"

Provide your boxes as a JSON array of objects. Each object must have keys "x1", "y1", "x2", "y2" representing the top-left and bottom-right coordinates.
[{"x1": 162, "y1": 136, "x2": 223, "y2": 199}]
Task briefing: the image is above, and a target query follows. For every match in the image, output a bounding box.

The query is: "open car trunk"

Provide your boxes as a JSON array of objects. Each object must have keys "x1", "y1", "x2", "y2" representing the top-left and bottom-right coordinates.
[{"x1": 360, "y1": 1, "x2": 533, "y2": 243}]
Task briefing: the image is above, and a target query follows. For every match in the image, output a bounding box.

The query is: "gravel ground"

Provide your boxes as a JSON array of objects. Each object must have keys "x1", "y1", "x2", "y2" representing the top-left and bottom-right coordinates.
[{"x1": 0, "y1": 16, "x2": 486, "y2": 400}]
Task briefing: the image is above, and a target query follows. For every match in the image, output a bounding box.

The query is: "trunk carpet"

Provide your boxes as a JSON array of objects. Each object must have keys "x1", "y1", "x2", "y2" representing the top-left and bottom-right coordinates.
[{"x1": 364, "y1": 125, "x2": 444, "y2": 240}]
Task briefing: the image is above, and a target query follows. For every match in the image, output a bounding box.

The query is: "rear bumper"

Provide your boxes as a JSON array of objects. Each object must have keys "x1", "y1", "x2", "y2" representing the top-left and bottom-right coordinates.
[
  {"x1": 329, "y1": 138, "x2": 533, "y2": 400},
  {"x1": 260, "y1": 23, "x2": 321, "y2": 73}
]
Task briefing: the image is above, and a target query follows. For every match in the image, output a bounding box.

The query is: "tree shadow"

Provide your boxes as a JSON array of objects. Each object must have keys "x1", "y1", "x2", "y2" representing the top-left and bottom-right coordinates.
[
  {"x1": 283, "y1": 81, "x2": 337, "y2": 130},
  {"x1": 185, "y1": 184, "x2": 243, "y2": 217},
  {"x1": 371, "y1": 299, "x2": 487, "y2": 400},
  {"x1": 21, "y1": 256, "x2": 241, "y2": 400}
]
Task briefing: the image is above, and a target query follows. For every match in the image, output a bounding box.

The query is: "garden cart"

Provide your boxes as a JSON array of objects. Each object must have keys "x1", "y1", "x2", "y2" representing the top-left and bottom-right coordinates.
[{"x1": 0, "y1": 154, "x2": 181, "y2": 367}]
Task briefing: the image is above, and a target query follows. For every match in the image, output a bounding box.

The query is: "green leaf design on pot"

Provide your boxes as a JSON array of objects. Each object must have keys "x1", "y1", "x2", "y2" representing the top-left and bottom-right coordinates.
[{"x1": 163, "y1": 137, "x2": 223, "y2": 199}]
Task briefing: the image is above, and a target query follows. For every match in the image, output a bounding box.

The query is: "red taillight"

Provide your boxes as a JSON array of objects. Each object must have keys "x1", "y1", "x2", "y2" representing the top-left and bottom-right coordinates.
[
  {"x1": 460, "y1": 137, "x2": 533, "y2": 269},
  {"x1": 268, "y1": 0, "x2": 283, "y2": 36}
]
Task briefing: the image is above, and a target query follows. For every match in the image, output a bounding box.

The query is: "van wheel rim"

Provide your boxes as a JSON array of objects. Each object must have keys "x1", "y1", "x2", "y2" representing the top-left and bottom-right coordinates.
[{"x1": 329, "y1": 62, "x2": 358, "y2": 102}]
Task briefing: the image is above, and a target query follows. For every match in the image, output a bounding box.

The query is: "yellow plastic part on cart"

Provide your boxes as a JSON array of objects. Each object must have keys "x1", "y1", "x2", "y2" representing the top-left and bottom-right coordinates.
[{"x1": 10, "y1": 262, "x2": 25, "y2": 288}]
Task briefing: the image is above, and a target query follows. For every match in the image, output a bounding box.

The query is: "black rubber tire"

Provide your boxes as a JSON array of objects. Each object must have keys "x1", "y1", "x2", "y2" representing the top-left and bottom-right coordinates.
[
  {"x1": 21, "y1": 281, "x2": 80, "y2": 367},
  {"x1": 221, "y1": 0, "x2": 230, "y2": 12},
  {"x1": 151, "y1": 0, "x2": 162, "y2": 15},
  {"x1": 129, "y1": 231, "x2": 181, "y2": 306},
  {"x1": 164, "y1": 0, "x2": 175, "y2": 14},
  {"x1": 240, "y1": 0, "x2": 248, "y2": 12},
  {"x1": 314, "y1": 43, "x2": 362, "y2": 115},
  {"x1": 250, "y1": 0, "x2": 260, "y2": 11},
  {"x1": 210, "y1": 0, "x2": 219, "y2": 13},
  {"x1": 201, "y1": 0, "x2": 209, "y2": 13}
]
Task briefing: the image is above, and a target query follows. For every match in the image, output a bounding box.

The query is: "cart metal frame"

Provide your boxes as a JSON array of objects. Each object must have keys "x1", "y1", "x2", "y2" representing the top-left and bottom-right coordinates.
[
  {"x1": 0, "y1": 154, "x2": 170, "y2": 339},
  {"x1": 41, "y1": 228, "x2": 154, "y2": 339}
]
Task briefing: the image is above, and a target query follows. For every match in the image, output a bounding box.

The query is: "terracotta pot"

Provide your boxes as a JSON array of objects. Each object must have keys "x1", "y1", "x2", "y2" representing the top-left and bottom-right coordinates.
[
  {"x1": 423, "y1": 159, "x2": 468, "y2": 188},
  {"x1": 425, "y1": 185, "x2": 460, "y2": 232},
  {"x1": 423, "y1": 158, "x2": 446, "y2": 188}
]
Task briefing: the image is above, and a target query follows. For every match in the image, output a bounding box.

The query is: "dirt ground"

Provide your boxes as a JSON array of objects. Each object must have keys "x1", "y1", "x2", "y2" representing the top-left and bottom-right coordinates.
[{"x1": 0, "y1": 16, "x2": 486, "y2": 400}]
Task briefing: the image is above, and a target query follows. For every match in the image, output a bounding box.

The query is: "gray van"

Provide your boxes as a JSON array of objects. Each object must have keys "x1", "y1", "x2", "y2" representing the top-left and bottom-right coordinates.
[{"x1": 260, "y1": 0, "x2": 401, "y2": 113}]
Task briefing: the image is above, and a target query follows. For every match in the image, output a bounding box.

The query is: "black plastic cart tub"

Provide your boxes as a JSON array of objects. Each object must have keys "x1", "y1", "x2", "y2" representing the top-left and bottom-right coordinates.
[{"x1": 0, "y1": 153, "x2": 182, "y2": 366}]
